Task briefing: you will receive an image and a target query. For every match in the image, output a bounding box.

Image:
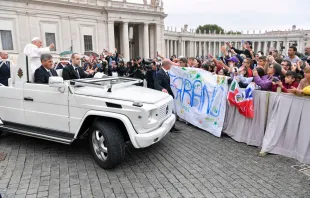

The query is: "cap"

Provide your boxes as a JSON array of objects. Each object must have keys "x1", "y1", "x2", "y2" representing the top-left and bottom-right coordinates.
[{"x1": 227, "y1": 56, "x2": 239, "y2": 63}]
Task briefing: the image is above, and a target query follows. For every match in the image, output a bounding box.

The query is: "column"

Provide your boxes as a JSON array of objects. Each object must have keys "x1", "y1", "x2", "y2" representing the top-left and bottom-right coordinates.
[
  {"x1": 189, "y1": 41, "x2": 192, "y2": 57},
  {"x1": 194, "y1": 41, "x2": 197, "y2": 57},
  {"x1": 174, "y1": 40, "x2": 177, "y2": 57},
  {"x1": 182, "y1": 41, "x2": 187, "y2": 57},
  {"x1": 171, "y1": 40, "x2": 173, "y2": 58},
  {"x1": 155, "y1": 24, "x2": 162, "y2": 56},
  {"x1": 182, "y1": 41, "x2": 185, "y2": 56},
  {"x1": 258, "y1": 41, "x2": 261, "y2": 52},
  {"x1": 218, "y1": 42, "x2": 221, "y2": 57},
  {"x1": 161, "y1": 25, "x2": 165, "y2": 57},
  {"x1": 252, "y1": 42, "x2": 255, "y2": 52},
  {"x1": 164, "y1": 40, "x2": 167, "y2": 57},
  {"x1": 299, "y1": 39, "x2": 304, "y2": 53},
  {"x1": 139, "y1": 25, "x2": 144, "y2": 57},
  {"x1": 122, "y1": 22, "x2": 129, "y2": 61},
  {"x1": 178, "y1": 40, "x2": 182, "y2": 57},
  {"x1": 276, "y1": 41, "x2": 280, "y2": 51},
  {"x1": 167, "y1": 39, "x2": 170, "y2": 57},
  {"x1": 213, "y1": 42, "x2": 216, "y2": 56},
  {"x1": 149, "y1": 25, "x2": 155, "y2": 58},
  {"x1": 285, "y1": 40, "x2": 290, "y2": 52},
  {"x1": 263, "y1": 41, "x2": 267, "y2": 55},
  {"x1": 108, "y1": 21, "x2": 115, "y2": 52},
  {"x1": 143, "y1": 23, "x2": 149, "y2": 58},
  {"x1": 208, "y1": 41, "x2": 211, "y2": 55},
  {"x1": 199, "y1": 41, "x2": 202, "y2": 57},
  {"x1": 204, "y1": 41, "x2": 207, "y2": 57}
]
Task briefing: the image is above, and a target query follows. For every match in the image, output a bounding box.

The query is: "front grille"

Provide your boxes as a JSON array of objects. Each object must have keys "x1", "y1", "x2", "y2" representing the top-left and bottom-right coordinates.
[{"x1": 157, "y1": 100, "x2": 173, "y2": 121}]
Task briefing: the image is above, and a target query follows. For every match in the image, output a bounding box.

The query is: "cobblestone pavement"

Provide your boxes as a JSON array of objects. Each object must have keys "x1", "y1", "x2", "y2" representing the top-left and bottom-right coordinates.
[{"x1": 0, "y1": 121, "x2": 309, "y2": 198}]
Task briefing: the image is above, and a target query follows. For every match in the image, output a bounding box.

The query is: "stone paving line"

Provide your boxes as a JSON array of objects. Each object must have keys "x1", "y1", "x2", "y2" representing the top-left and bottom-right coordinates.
[{"x1": 0, "y1": 121, "x2": 308, "y2": 198}]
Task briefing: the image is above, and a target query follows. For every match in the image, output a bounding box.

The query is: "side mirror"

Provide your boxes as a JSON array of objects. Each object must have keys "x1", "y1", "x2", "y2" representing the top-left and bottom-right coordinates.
[{"x1": 49, "y1": 77, "x2": 66, "y2": 92}]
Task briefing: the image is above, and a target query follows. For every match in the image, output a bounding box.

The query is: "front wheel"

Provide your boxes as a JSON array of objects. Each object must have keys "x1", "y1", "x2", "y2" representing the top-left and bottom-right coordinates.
[{"x1": 89, "y1": 119, "x2": 125, "y2": 169}]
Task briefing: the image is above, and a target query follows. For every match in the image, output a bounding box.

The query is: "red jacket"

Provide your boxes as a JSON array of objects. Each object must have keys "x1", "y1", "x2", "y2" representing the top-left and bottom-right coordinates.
[{"x1": 271, "y1": 80, "x2": 299, "y2": 93}]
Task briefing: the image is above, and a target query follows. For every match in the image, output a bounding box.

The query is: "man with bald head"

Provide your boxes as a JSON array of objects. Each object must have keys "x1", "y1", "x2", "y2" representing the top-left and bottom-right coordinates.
[
  {"x1": 154, "y1": 59, "x2": 180, "y2": 132},
  {"x1": 23, "y1": 37, "x2": 55, "y2": 73}
]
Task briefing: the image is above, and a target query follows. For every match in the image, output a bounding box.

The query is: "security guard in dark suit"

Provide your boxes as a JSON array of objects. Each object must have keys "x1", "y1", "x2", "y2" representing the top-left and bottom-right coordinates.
[{"x1": 154, "y1": 59, "x2": 180, "y2": 132}]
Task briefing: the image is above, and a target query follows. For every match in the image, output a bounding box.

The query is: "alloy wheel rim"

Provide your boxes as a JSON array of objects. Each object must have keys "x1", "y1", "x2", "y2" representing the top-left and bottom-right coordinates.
[{"x1": 92, "y1": 130, "x2": 108, "y2": 161}]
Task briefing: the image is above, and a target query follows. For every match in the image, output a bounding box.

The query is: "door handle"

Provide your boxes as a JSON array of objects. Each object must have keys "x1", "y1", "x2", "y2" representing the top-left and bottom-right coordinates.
[{"x1": 24, "y1": 97, "x2": 33, "y2": 101}]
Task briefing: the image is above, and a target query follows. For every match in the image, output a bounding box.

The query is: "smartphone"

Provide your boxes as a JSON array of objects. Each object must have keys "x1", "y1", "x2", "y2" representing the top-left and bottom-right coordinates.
[{"x1": 272, "y1": 78, "x2": 279, "y2": 82}]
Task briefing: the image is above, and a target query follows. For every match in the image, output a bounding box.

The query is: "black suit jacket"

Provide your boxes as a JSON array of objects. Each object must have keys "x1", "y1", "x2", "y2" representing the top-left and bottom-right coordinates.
[
  {"x1": 0, "y1": 60, "x2": 11, "y2": 86},
  {"x1": 154, "y1": 68, "x2": 174, "y2": 98},
  {"x1": 34, "y1": 65, "x2": 58, "y2": 84},
  {"x1": 62, "y1": 65, "x2": 92, "y2": 80},
  {"x1": 146, "y1": 70, "x2": 157, "y2": 89}
]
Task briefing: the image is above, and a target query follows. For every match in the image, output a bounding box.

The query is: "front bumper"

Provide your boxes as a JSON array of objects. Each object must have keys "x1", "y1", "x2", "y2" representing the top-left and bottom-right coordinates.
[{"x1": 134, "y1": 114, "x2": 176, "y2": 148}]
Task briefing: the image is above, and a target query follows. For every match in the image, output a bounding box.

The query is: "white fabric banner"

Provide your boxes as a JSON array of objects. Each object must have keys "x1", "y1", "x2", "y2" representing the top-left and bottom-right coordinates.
[{"x1": 170, "y1": 67, "x2": 228, "y2": 137}]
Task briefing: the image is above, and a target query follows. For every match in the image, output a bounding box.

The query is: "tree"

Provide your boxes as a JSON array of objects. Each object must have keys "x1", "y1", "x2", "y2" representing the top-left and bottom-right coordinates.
[
  {"x1": 226, "y1": 30, "x2": 242, "y2": 35},
  {"x1": 196, "y1": 24, "x2": 242, "y2": 34},
  {"x1": 196, "y1": 24, "x2": 224, "y2": 34}
]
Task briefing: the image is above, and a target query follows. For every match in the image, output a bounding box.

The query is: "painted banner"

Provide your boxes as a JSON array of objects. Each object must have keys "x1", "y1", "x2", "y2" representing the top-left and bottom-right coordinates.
[{"x1": 169, "y1": 66, "x2": 228, "y2": 137}]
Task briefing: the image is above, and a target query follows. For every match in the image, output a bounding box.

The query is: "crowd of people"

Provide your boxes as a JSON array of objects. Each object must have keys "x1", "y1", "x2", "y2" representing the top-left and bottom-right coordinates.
[
  {"x1": 1, "y1": 37, "x2": 310, "y2": 96},
  {"x1": 54, "y1": 40, "x2": 310, "y2": 96}
]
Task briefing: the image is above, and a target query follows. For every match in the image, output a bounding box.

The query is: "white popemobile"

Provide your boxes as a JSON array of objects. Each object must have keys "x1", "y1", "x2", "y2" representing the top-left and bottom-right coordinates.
[{"x1": 0, "y1": 54, "x2": 176, "y2": 169}]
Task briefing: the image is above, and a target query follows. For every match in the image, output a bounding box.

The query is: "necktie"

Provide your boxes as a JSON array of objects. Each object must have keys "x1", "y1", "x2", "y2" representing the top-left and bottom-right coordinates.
[
  {"x1": 48, "y1": 70, "x2": 53, "y2": 77},
  {"x1": 75, "y1": 68, "x2": 81, "y2": 79}
]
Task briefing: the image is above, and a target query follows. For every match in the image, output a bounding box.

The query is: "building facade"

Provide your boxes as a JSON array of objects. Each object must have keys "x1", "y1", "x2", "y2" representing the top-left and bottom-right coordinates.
[
  {"x1": 0, "y1": 0, "x2": 309, "y2": 61},
  {"x1": 0, "y1": 0, "x2": 166, "y2": 60}
]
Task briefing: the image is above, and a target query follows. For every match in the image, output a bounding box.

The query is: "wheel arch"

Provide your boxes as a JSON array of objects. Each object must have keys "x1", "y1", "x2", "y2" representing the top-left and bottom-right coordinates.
[{"x1": 74, "y1": 111, "x2": 137, "y2": 147}]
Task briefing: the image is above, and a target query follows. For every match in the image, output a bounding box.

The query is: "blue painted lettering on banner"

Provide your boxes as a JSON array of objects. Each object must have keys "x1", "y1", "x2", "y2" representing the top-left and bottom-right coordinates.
[{"x1": 171, "y1": 76, "x2": 225, "y2": 116}]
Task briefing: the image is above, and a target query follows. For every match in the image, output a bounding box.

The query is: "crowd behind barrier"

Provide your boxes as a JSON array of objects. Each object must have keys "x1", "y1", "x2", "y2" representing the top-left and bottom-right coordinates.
[{"x1": 223, "y1": 90, "x2": 310, "y2": 164}]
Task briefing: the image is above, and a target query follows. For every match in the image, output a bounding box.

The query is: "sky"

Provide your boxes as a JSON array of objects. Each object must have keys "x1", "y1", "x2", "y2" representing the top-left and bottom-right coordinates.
[{"x1": 162, "y1": 0, "x2": 310, "y2": 32}]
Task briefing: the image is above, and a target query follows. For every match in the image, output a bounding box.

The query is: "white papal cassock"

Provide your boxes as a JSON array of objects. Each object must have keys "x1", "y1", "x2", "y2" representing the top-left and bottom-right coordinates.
[{"x1": 23, "y1": 43, "x2": 50, "y2": 73}]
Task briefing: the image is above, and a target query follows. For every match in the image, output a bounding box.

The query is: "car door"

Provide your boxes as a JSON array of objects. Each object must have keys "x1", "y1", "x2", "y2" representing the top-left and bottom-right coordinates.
[
  {"x1": 23, "y1": 83, "x2": 71, "y2": 137},
  {"x1": 0, "y1": 86, "x2": 26, "y2": 125}
]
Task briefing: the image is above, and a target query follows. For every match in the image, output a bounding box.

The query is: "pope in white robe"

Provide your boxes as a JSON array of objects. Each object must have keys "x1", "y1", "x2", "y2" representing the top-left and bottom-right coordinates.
[{"x1": 23, "y1": 37, "x2": 54, "y2": 74}]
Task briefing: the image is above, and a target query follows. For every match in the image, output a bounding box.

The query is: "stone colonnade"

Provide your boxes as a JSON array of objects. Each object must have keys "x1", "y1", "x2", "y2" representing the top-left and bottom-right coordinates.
[{"x1": 164, "y1": 39, "x2": 306, "y2": 58}]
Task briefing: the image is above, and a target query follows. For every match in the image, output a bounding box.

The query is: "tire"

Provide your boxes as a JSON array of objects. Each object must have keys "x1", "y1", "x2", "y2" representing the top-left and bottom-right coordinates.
[{"x1": 89, "y1": 119, "x2": 125, "y2": 169}]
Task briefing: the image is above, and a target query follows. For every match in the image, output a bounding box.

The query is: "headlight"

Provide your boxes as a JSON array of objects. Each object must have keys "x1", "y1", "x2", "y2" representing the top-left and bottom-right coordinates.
[
  {"x1": 148, "y1": 110, "x2": 153, "y2": 123},
  {"x1": 148, "y1": 110, "x2": 157, "y2": 124}
]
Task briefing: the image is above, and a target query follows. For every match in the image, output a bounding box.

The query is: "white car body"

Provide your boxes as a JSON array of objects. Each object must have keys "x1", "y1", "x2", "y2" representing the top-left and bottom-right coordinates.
[{"x1": 0, "y1": 54, "x2": 176, "y2": 150}]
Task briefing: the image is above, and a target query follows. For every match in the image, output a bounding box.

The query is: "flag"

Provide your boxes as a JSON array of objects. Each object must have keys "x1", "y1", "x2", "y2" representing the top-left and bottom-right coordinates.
[
  {"x1": 235, "y1": 83, "x2": 255, "y2": 118},
  {"x1": 227, "y1": 79, "x2": 240, "y2": 107}
]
